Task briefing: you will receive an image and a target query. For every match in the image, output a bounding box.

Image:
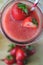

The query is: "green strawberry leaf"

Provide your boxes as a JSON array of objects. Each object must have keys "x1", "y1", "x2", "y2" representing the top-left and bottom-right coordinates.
[
  {"x1": 18, "y1": 3, "x2": 28, "y2": 14},
  {"x1": 8, "y1": 44, "x2": 15, "y2": 48},
  {"x1": 7, "y1": 55, "x2": 13, "y2": 60},
  {"x1": 32, "y1": 18, "x2": 38, "y2": 26},
  {"x1": 23, "y1": 8, "x2": 28, "y2": 15},
  {"x1": 8, "y1": 44, "x2": 15, "y2": 52},
  {"x1": 26, "y1": 45, "x2": 34, "y2": 50}
]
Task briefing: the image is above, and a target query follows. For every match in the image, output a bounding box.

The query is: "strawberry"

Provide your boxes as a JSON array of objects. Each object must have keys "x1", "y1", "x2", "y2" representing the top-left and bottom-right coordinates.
[
  {"x1": 10, "y1": 47, "x2": 19, "y2": 57},
  {"x1": 17, "y1": 61, "x2": 24, "y2": 65},
  {"x1": 28, "y1": 49, "x2": 35, "y2": 56},
  {"x1": 4, "y1": 55, "x2": 15, "y2": 65},
  {"x1": 26, "y1": 46, "x2": 36, "y2": 56},
  {"x1": 16, "y1": 49, "x2": 27, "y2": 61},
  {"x1": 22, "y1": 16, "x2": 38, "y2": 29},
  {"x1": 27, "y1": 49, "x2": 36, "y2": 56},
  {"x1": 11, "y1": 3, "x2": 28, "y2": 20},
  {"x1": 8, "y1": 44, "x2": 19, "y2": 57}
]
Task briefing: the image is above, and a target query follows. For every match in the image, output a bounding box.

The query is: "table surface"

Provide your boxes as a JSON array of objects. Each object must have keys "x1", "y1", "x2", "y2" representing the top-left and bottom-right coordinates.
[{"x1": 0, "y1": 0, "x2": 43, "y2": 65}]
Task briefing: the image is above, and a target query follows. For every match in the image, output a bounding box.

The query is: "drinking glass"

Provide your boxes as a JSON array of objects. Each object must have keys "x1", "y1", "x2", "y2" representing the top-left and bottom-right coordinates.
[{"x1": 0, "y1": 0, "x2": 43, "y2": 46}]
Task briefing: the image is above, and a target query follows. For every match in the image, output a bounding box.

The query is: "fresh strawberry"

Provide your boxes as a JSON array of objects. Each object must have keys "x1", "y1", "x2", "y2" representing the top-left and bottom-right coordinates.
[
  {"x1": 16, "y1": 49, "x2": 27, "y2": 61},
  {"x1": 10, "y1": 47, "x2": 19, "y2": 57},
  {"x1": 22, "y1": 16, "x2": 38, "y2": 28},
  {"x1": 26, "y1": 46, "x2": 36, "y2": 56},
  {"x1": 27, "y1": 49, "x2": 36, "y2": 56},
  {"x1": 4, "y1": 55, "x2": 15, "y2": 65},
  {"x1": 11, "y1": 3, "x2": 28, "y2": 20},
  {"x1": 17, "y1": 61, "x2": 24, "y2": 65},
  {"x1": 28, "y1": 49, "x2": 35, "y2": 56}
]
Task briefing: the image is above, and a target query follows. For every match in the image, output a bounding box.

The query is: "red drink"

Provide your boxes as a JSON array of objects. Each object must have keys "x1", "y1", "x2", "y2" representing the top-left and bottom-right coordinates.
[{"x1": 1, "y1": 1, "x2": 42, "y2": 45}]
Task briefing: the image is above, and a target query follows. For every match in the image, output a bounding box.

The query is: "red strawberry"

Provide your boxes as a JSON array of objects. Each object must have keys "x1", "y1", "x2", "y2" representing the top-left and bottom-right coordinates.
[
  {"x1": 22, "y1": 16, "x2": 38, "y2": 29},
  {"x1": 10, "y1": 47, "x2": 19, "y2": 57},
  {"x1": 29, "y1": 49, "x2": 35, "y2": 55},
  {"x1": 17, "y1": 60, "x2": 24, "y2": 65},
  {"x1": 16, "y1": 49, "x2": 27, "y2": 61},
  {"x1": 27, "y1": 49, "x2": 36, "y2": 56},
  {"x1": 17, "y1": 61, "x2": 24, "y2": 65},
  {"x1": 11, "y1": 3, "x2": 28, "y2": 20},
  {"x1": 26, "y1": 46, "x2": 36, "y2": 56},
  {"x1": 4, "y1": 55, "x2": 15, "y2": 65}
]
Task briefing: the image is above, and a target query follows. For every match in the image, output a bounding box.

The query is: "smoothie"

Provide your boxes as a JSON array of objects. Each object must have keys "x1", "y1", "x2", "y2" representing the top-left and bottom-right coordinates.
[{"x1": 1, "y1": 1, "x2": 42, "y2": 43}]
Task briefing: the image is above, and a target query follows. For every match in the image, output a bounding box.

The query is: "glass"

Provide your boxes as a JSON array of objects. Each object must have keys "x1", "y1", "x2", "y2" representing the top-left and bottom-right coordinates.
[{"x1": 0, "y1": 0, "x2": 43, "y2": 46}]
